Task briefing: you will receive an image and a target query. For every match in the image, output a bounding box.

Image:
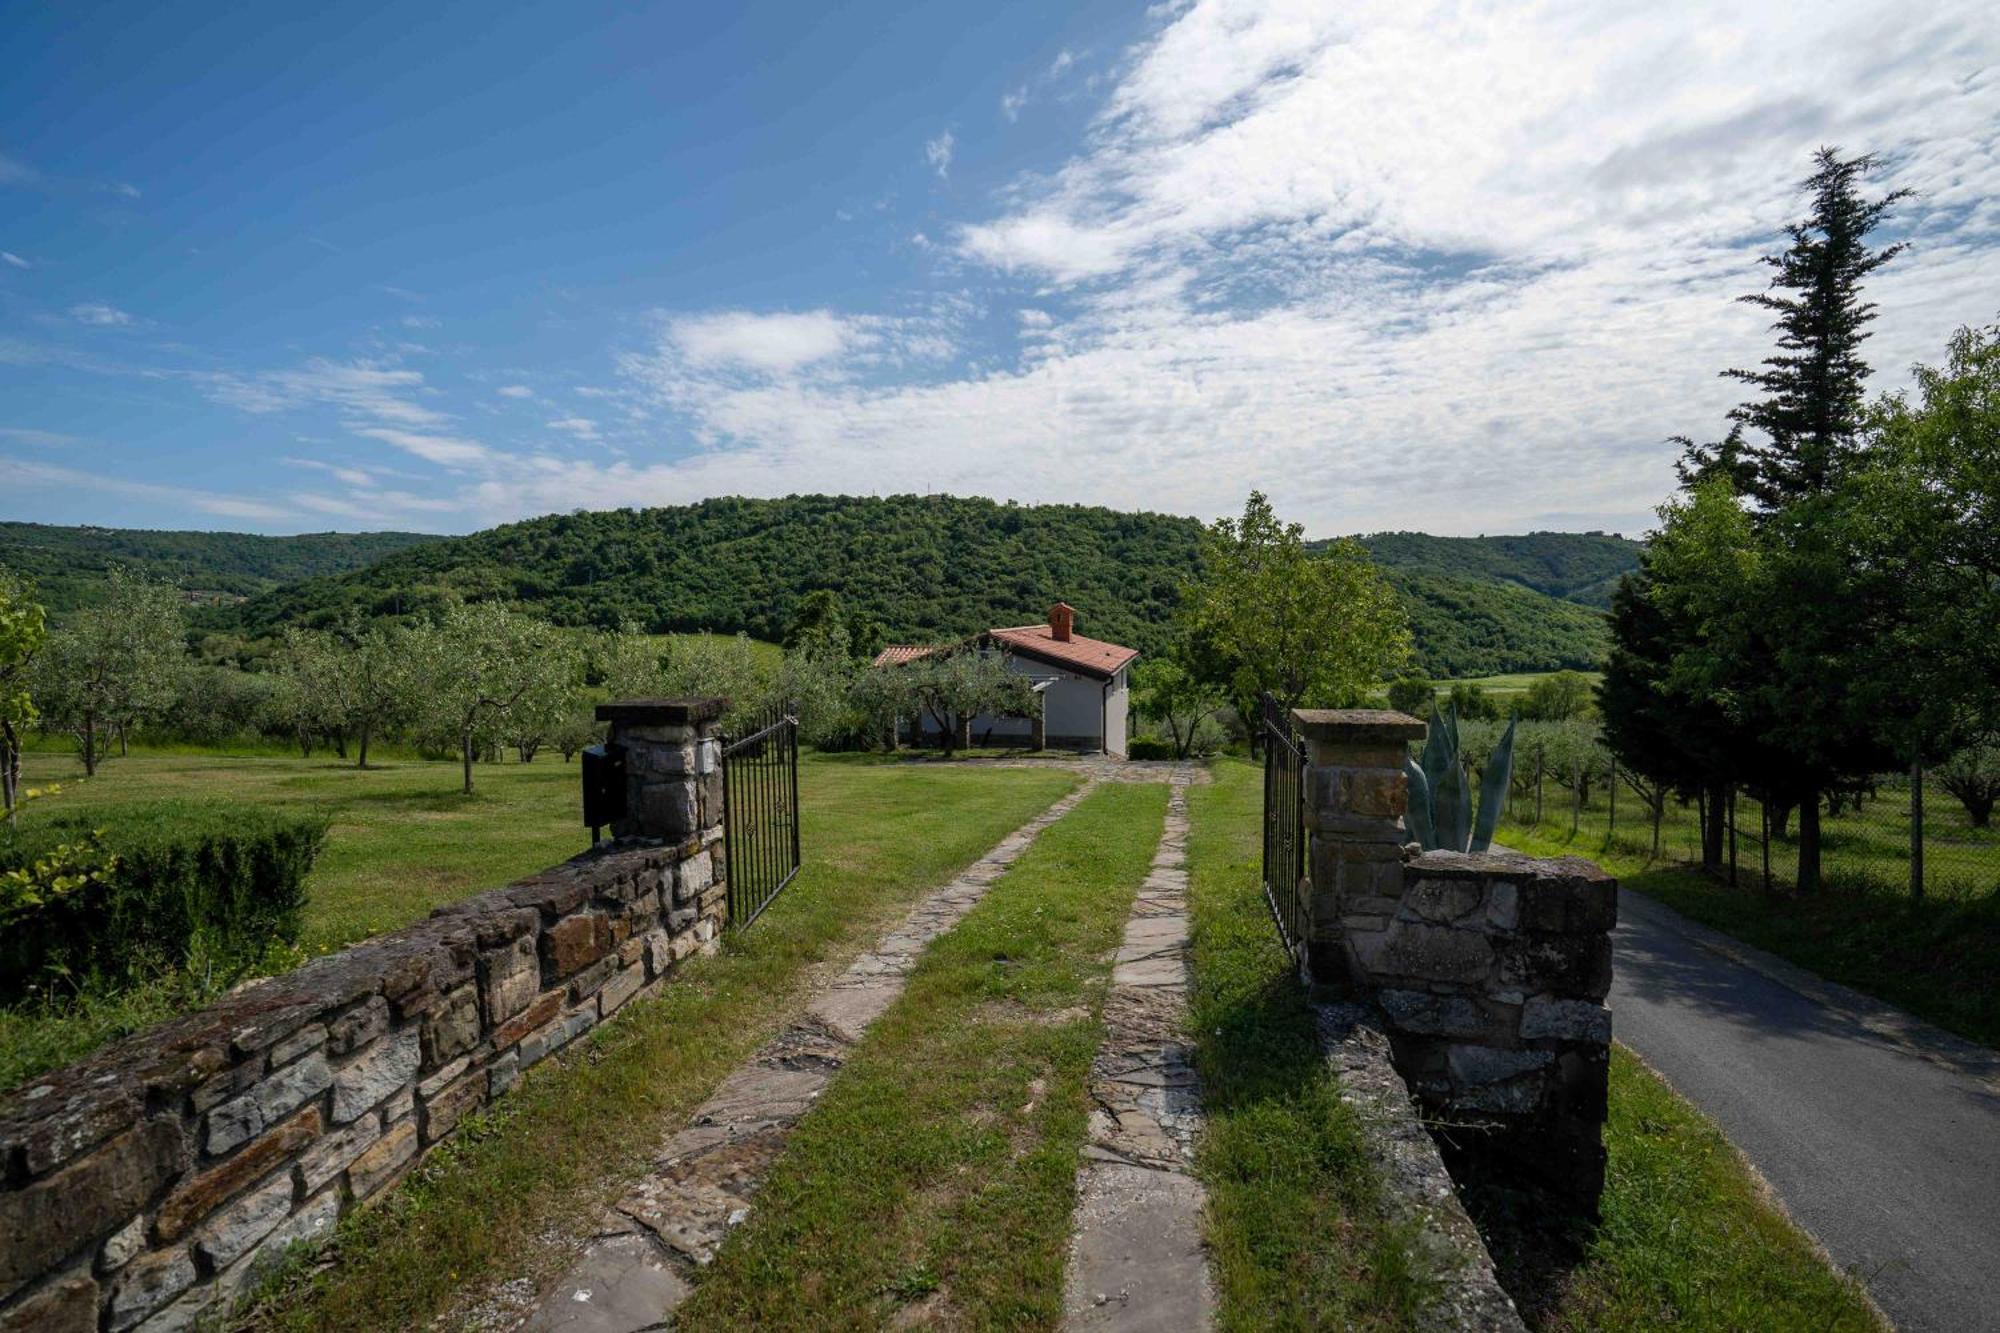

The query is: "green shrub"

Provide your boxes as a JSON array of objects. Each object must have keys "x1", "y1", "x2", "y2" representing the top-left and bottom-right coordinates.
[
  {"x1": 1126, "y1": 737, "x2": 1178, "y2": 760},
  {"x1": 0, "y1": 801, "x2": 325, "y2": 1002}
]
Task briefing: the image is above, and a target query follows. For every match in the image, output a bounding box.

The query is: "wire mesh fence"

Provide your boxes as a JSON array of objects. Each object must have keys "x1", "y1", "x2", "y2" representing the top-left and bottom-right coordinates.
[{"x1": 1500, "y1": 758, "x2": 2000, "y2": 900}]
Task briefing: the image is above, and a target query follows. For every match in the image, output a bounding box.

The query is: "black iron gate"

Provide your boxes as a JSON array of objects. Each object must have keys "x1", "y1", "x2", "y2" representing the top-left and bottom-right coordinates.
[
  {"x1": 1259, "y1": 692, "x2": 1308, "y2": 961},
  {"x1": 722, "y1": 700, "x2": 801, "y2": 930}
]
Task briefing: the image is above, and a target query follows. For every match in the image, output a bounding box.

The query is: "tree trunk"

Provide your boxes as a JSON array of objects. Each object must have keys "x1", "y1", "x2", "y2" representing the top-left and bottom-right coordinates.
[
  {"x1": 462, "y1": 731, "x2": 475, "y2": 794},
  {"x1": 1797, "y1": 790, "x2": 1822, "y2": 893},
  {"x1": 83, "y1": 714, "x2": 98, "y2": 777},
  {"x1": 117, "y1": 722, "x2": 129, "y2": 757},
  {"x1": 1651, "y1": 795, "x2": 1663, "y2": 859},
  {"x1": 1700, "y1": 782, "x2": 1725, "y2": 871},
  {"x1": 357, "y1": 722, "x2": 371, "y2": 769},
  {"x1": 333, "y1": 731, "x2": 348, "y2": 760},
  {"x1": 297, "y1": 729, "x2": 314, "y2": 758}
]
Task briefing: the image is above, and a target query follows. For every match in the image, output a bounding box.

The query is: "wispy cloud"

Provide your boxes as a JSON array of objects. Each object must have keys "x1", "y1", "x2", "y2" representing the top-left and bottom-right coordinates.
[
  {"x1": 924, "y1": 129, "x2": 955, "y2": 179},
  {"x1": 0, "y1": 426, "x2": 82, "y2": 447},
  {"x1": 0, "y1": 251, "x2": 27, "y2": 269},
  {"x1": 70, "y1": 302, "x2": 133, "y2": 327},
  {"x1": 546, "y1": 416, "x2": 600, "y2": 440},
  {"x1": 497, "y1": 384, "x2": 535, "y2": 399}
]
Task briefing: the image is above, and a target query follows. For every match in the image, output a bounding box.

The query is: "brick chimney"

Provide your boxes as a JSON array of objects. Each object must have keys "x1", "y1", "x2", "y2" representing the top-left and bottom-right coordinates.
[{"x1": 1048, "y1": 601, "x2": 1075, "y2": 642}]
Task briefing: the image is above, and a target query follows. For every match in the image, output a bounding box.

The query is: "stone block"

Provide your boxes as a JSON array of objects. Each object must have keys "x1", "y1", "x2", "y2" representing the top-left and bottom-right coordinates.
[
  {"x1": 0, "y1": 1273, "x2": 97, "y2": 1333},
  {"x1": 568, "y1": 954, "x2": 619, "y2": 1002},
  {"x1": 209, "y1": 1187, "x2": 340, "y2": 1309},
  {"x1": 632, "y1": 780, "x2": 699, "y2": 839},
  {"x1": 346, "y1": 1121, "x2": 417, "y2": 1200},
  {"x1": 417, "y1": 1056, "x2": 469, "y2": 1100},
  {"x1": 480, "y1": 935, "x2": 540, "y2": 1027},
  {"x1": 189, "y1": 1059, "x2": 265, "y2": 1118},
  {"x1": 644, "y1": 929, "x2": 673, "y2": 977},
  {"x1": 1400, "y1": 877, "x2": 1484, "y2": 925},
  {"x1": 296, "y1": 1113, "x2": 382, "y2": 1194},
  {"x1": 330, "y1": 1030, "x2": 418, "y2": 1126},
  {"x1": 0, "y1": 1119, "x2": 185, "y2": 1286},
  {"x1": 1521, "y1": 997, "x2": 1612, "y2": 1044},
  {"x1": 157, "y1": 1105, "x2": 319, "y2": 1242},
  {"x1": 206, "y1": 1052, "x2": 329, "y2": 1155},
  {"x1": 422, "y1": 986, "x2": 480, "y2": 1068},
  {"x1": 677, "y1": 850, "x2": 713, "y2": 900},
  {"x1": 99, "y1": 1213, "x2": 147, "y2": 1273},
  {"x1": 327, "y1": 996, "x2": 388, "y2": 1057},
  {"x1": 1486, "y1": 881, "x2": 1519, "y2": 932},
  {"x1": 105, "y1": 1245, "x2": 196, "y2": 1331},
  {"x1": 618, "y1": 936, "x2": 646, "y2": 968},
  {"x1": 1350, "y1": 922, "x2": 1494, "y2": 988},
  {"x1": 1446, "y1": 1045, "x2": 1552, "y2": 1087},
  {"x1": 419, "y1": 1071, "x2": 485, "y2": 1146},
  {"x1": 194, "y1": 1170, "x2": 294, "y2": 1270},
  {"x1": 488, "y1": 1050, "x2": 520, "y2": 1098},
  {"x1": 599, "y1": 965, "x2": 643, "y2": 1017},
  {"x1": 543, "y1": 912, "x2": 611, "y2": 978},
  {"x1": 1498, "y1": 936, "x2": 1613, "y2": 1001},
  {"x1": 519, "y1": 1007, "x2": 595, "y2": 1068},
  {"x1": 491, "y1": 990, "x2": 563, "y2": 1051},
  {"x1": 268, "y1": 1024, "x2": 327, "y2": 1068},
  {"x1": 1377, "y1": 989, "x2": 1492, "y2": 1039}
]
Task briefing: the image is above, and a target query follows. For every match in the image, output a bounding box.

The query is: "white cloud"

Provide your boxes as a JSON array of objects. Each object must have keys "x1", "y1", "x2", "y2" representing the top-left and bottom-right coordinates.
[
  {"x1": 352, "y1": 426, "x2": 488, "y2": 466},
  {"x1": 666, "y1": 309, "x2": 862, "y2": 375},
  {"x1": 546, "y1": 416, "x2": 600, "y2": 440},
  {"x1": 925, "y1": 129, "x2": 955, "y2": 178},
  {"x1": 1, "y1": 251, "x2": 26, "y2": 269},
  {"x1": 1001, "y1": 87, "x2": 1029, "y2": 122},
  {"x1": 497, "y1": 383, "x2": 535, "y2": 398},
  {"x1": 70, "y1": 303, "x2": 133, "y2": 326}
]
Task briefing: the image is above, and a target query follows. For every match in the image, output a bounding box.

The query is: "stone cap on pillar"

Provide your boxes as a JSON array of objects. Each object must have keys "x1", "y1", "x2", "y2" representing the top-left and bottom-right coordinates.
[
  {"x1": 596, "y1": 697, "x2": 728, "y2": 726},
  {"x1": 1290, "y1": 709, "x2": 1427, "y2": 745}
]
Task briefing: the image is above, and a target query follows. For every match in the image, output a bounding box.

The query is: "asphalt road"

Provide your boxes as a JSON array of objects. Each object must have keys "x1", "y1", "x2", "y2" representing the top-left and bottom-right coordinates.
[{"x1": 1611, "y1": 890, "x2": 2000, "y2": 1332}]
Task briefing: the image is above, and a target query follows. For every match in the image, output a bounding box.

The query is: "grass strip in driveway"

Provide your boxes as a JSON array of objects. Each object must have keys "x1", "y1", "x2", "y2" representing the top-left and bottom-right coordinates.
[
  {"x1": 1184, "y1": 758, "x2": 1427, "y2": 1331},
  {"x1": 1497, "y1": 1045, "x2": 1884, "y2": 1331},
  {"x1": 236, "y1": 763, "x2": 1080, "y2": 1332},
  {"x1": 674, "y1": 779, "x2": 1170, "y2": 1330}
]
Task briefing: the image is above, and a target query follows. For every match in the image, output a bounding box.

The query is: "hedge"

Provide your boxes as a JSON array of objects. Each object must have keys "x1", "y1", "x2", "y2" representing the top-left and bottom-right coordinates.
[{"x1": 0, "y1": 801, "x2": 326, "y2": 1002}]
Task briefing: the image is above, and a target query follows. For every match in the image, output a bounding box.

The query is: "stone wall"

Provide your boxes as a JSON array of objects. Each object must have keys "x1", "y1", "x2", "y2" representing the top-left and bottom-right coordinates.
[
  {"x1": 0, "y1": 699, "x2": 729, "y2": 1333},
  {"x1": 1295, "y1": 709, "x2": 1617, "y2": 1215}
]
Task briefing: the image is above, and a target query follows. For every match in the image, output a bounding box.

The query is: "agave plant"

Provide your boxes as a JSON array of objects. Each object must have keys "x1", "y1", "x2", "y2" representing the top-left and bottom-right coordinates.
[{"x1": 1404, "y1": 703, "x2": 1516, "y2": 853}]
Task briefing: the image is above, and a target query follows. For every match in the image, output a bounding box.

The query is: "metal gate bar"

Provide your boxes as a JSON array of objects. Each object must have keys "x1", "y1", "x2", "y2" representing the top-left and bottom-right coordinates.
[
  {"x1": 722, "y1": 700, "x2": 802, "y2": 930},
  {"x1": 1259, "y1": 692, "x2": 1308, "y2": 961}
]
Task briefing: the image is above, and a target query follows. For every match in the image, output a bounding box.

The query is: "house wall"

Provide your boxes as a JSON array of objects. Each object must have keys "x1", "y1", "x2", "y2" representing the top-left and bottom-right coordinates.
[{"x1": 1103, "y1": 668, "x2": 1129, "y2": 757}]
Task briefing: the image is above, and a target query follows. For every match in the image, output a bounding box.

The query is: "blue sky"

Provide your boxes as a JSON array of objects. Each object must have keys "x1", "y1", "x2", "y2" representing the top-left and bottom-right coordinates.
[{"x1": 4, "y1": 0, "x2": 1997, "y2": 538}]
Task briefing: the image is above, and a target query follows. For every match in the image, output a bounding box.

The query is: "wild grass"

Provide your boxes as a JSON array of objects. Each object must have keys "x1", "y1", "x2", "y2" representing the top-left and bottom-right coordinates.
[
  {"x1": 677, "y1": 780, "x2": 1169, "y2": 1329},
  {"x1": 1185, "y1": 757, "x2": 1427, "y2": 1329},
  {"x1": 234, "y1": 761, "x2": 1080, "y2": 1332}
]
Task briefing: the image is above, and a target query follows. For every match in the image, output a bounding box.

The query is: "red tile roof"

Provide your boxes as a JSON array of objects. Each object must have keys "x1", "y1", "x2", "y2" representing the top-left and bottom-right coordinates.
[
  {"x1": 870, "y1": 644, "x2": 938, "y2": 667},
  {"x1": 985, "y1": 624, "x2": 1139, "y2": 679}
]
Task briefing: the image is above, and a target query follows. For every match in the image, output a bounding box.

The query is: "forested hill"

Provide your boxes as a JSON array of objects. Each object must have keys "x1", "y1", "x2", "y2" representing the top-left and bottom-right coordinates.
[
  {"x1": 213, "y1": 496, "x2": 1209, "y2": 657},
  {"x1": 0, "y1": 522, "x2": 442, "y2": 614},
  {"x1": 10, "y1": 499, "x2": 1640, "y2": 676}
]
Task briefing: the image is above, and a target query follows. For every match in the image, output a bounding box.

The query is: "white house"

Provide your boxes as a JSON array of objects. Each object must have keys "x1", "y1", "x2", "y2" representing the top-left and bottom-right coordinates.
[{"x1": 873, "y1": 602, "x2": 1137, "y2": 756}]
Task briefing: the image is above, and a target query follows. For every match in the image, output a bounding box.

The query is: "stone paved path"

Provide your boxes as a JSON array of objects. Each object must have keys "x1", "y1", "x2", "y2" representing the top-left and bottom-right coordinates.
[
  {"x1": 517, "y1": 780, "x2": 1100, "y2": 1333},
  {"x1": 1063, "y1": 778, "x2": 1214, "y2": 1331}
]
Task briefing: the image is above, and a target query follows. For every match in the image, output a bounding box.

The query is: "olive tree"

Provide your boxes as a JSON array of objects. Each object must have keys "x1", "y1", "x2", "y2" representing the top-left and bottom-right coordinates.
[
  {"x1": 408, "y1": 602, "x2": 577, "y2": 793},
  {"x1": 31, "y1": 568, "x2": 186, "y2": 775},
  {"x1": 1, "y1": 569, "x2": 47, "y2": 817}
]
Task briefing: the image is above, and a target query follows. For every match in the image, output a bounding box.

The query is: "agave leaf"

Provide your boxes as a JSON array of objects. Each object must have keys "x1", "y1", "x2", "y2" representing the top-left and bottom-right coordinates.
[
  {"x1": 1422, "y1": 705, "x2": 1453, "y2": 799},
  {"x1": 1404, "y1": 756, "x2": 1435, "y2": 850},
  {"x1": 1435, "y1": 757, "x2": 1472, "y2": 853},
  {"x1": 1471, "y1": 715, "x2": 1518, "y2": 852}
]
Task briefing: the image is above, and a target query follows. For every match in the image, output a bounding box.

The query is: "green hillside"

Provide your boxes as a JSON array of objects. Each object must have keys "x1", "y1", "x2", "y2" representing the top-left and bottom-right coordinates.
[
  {"x1": 4, "y1": 499, "x2": 1636, "y2": 676},
  {"x1": 0, "y1": 522, "x2": 442, "y2": 615}
]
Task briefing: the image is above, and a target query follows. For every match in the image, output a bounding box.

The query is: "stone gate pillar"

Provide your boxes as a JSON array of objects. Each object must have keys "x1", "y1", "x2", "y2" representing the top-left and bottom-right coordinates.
[
  {"x1": 1295, "y1": 707, "x2": 1617, "y2": 1218},
  {"x1": 595, "y1": 698, "x2": 726, "y2": 841}
]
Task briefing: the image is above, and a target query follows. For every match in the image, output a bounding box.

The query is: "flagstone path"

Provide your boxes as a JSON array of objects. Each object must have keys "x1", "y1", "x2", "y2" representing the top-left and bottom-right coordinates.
[
  {"x1": 1062, "y1": 778, "x2": 1214, "y2": 1331},
  {"x1": 517, "y1": 780, "x2": 1101, "y2": 1333}
]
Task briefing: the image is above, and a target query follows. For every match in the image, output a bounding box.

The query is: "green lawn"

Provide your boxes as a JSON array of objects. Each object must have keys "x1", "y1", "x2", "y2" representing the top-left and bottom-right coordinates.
[
  {"x1": 1435, "y1": 671, "x2": 1604, "y2": 699},
  {"x1": 679, "y1": 780, "x2": 1168, "y2": 1329},
  {"x1": 1185, "y1": 758, "x2": 1427, "y2": 1329},
  {"x1": 237, "y1": 760, "x2": 1080, "y2": 1332}
]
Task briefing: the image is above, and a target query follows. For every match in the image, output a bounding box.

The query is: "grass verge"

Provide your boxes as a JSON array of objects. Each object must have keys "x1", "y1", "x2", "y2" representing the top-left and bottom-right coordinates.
[
  {"x1": 1185, "y1": 758, "x2": 1426, "y2": 1330},
  {"x1": 234, "y1": 763, "x2": 1079, "y2": 1332},
  {"x1": 1503, "y1": 822, "x2": 2000, "y2": 1049},
  {"x1": 676, "y1": 779, "x2": 1168, "y2": 1330},
  {"x1": 1488, "y1": 1045, "x2": 1884, "y2": 1331}
]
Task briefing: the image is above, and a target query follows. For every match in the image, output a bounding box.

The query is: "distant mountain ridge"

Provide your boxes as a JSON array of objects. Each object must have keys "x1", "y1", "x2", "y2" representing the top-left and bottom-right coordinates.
[
  {"x1": 0, "y1": 522, "x2": 443, "y2": 614},
  {"x1": 0, "y1": 500, "x2": 1644, "y2": 677}
]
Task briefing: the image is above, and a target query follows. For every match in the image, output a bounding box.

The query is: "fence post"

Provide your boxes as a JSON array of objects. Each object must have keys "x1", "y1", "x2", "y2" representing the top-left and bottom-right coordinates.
[
  {"x1": 1608, "y1": 757, "x2": 1617, "y2": 839},
  {"x1": 1910, "y1": 760, "x2": 1925, "y2": 903},
  {"x1": 1728, "y1": 787, "x2": 1738, "y2": 888},
  {"x1": 1535, "y1": 754, "x2": 1544, "y2": 826}
]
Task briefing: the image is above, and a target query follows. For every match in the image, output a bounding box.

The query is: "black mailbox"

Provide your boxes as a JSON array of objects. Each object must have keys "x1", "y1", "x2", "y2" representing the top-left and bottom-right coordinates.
[{"x1": 581, "y1": 742, "x2": 628, "y2": 841}]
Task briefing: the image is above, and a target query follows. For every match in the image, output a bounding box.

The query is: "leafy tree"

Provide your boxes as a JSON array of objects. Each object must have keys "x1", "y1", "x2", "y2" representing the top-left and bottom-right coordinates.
[
  {"x1": 408, "y1": 602, "x2": 576, "y2": 793},
  {"x1": 661, "y1": 634, "x2": 776, "y2": 729},
  {"x1": 1446, "y1": 681, "x2": 1501, "y2": 721},
  {"x1": 1182, "y1": 491, "x2": 1411, "y2": 725},
  {"x1": 1685, "y1": 148, "x2": 1911, "y2": 509},
  {"x1": 1521, "y1": 670, "x2": 1592, "y2": 722},
  {"x1": 1133, "y1": 657, "x2": 1224, "y2": 759},
  {"x1": 31, "y1": 569, "x2": 186, "y2": 775},
  {"x1": 1936, "y1": 736, "x2": 2000, "y2": 829},
  {"x1": 1, "y1": 569, "x2": 47, "y2": 818},
  {"x1": 264, "y1": 627, "x2": 349, "y2": 758},
  {"x1": 891, "y1": 650, "x2": 1037, "y2": 756},
  {"x1": 550, "y1": 701, "x2": 603, "y2": 762},
  {"x1": 1386, "y1": 675, "x2": 1433, "y2": 717}
]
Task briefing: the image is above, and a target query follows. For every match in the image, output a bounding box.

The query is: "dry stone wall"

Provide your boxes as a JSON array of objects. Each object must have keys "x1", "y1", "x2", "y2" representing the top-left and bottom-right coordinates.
[{"x1": 0, "y1": 700, "x2": 729, "y2": 1333}]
